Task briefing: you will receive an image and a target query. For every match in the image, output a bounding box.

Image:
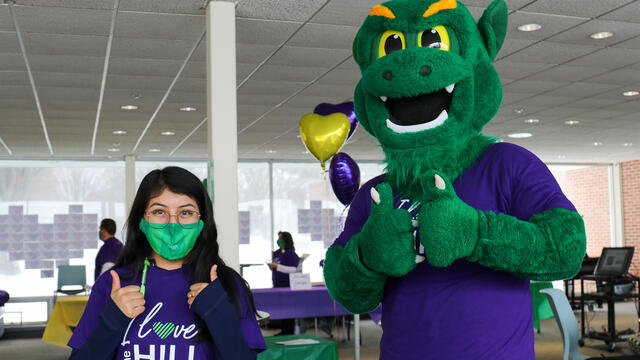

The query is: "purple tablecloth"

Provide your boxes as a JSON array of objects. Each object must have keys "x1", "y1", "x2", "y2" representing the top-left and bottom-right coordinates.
[{"x1": 252, "y1": 286, "x2": 352, "y2": 320}]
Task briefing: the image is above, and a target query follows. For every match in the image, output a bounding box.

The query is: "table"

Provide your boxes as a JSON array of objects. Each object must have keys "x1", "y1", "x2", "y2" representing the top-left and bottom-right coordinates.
[
  {"x1": 42, "y1": 295, "x2": 89, "y2": 348},
  {"x1": 258, "y1": 334, "x2": 338, "y2": 360},
  {"x1": 530, "y1": 281, "x2": 554, "y2": 333},
  {"x1": 252, "y1": 286, "x2": 351, "y2": 320},
  {"x1": 252, "y1": 286, "x2": 362, "y2": 359},
  {"x1": 580, "y1": 274, "x2": 640, "y2": 351}
]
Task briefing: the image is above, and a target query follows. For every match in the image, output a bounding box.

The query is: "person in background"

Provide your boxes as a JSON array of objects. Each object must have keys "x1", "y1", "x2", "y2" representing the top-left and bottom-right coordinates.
[
  {"x1": 69, "y1": 166, "x2": 265, "y2": 359},
  {"x1": 94, "y1": 218, "x2": 124, "y2": 281},
  {"x1": 268, "y1": 231, "x2": 300, "y2": 335}
]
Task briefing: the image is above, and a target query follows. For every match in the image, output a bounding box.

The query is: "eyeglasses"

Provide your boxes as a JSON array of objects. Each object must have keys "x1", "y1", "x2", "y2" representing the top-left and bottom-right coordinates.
[{"x1": 145, "y1": 208, "x2": 201, "y2": 229}]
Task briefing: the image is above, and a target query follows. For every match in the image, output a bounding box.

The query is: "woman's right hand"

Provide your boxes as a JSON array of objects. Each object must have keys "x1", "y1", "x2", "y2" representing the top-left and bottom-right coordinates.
[{"x1": 110, "y1": 270, "x2": 146, "y2": 318}]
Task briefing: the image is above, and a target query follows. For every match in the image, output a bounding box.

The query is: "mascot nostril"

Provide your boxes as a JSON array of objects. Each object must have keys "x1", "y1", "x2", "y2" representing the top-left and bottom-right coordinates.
[
  {"x1": 324, "y1": 0, "x2": 587, "y2": 359},
  {"x1": 419, "y1": 65, "x2": 432, "y2": 77}
]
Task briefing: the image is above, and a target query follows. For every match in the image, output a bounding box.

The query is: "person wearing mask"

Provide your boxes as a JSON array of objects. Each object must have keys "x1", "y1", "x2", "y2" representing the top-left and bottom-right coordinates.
[
  {"x1": 68, "y1": 166, "x2": 265, "y2": 359},
  {"x1": 267, "y1": 231, "x2": 299, "y2": 335},
  {"x1": 95, "y1": 218, "x2": 124, "y2": 281}
]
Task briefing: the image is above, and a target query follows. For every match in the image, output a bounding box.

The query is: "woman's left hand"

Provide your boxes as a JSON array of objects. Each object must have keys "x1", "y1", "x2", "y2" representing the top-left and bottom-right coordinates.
[
  {"x1": 188, "y1": 264, "x2": 218, "y2": 307},
  {"x1": 267, "y1": 262, "x2": 278, "y2": 270}
]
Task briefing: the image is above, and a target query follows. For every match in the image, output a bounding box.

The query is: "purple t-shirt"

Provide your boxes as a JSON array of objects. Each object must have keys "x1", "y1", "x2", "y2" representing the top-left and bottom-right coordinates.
[
  {"x1": 333, "y1": 143, "x2": 577, "y2": 360},
  {"x1": 271, "y1": 249, "x2": 300, "y2": 288},
  {"x1": 69, "y1": 264, "x2": 265, "y2": 359},
  {"x1": 95, "y1": 237, "x2": 124, "y2": 281}
]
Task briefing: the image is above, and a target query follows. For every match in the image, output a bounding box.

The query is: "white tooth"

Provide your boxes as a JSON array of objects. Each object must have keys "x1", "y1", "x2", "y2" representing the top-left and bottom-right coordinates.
[
  {"x1": 380, "y1": 96, "x2": 387, "y2": 102},
  {"x1": 445, "y1": 84, "x2": 455, "y2": 94},
  {"x1": 386, "y1": 110, "x2": 448, "y2": 133}
]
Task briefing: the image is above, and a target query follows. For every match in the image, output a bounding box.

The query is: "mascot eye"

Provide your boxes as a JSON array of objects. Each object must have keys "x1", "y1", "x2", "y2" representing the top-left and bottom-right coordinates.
[
  {"x1": 378, "y1": 30, "x2": 406, "y2": 58},
  {"x1": 419, "y1": 25, "x2": 450, "y2": 51}
]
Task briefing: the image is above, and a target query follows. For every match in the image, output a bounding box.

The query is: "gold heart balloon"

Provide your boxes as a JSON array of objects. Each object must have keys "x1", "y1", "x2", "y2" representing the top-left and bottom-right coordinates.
[{"x1": 299, "y1": 113, "x2": 350, "y2": 171}]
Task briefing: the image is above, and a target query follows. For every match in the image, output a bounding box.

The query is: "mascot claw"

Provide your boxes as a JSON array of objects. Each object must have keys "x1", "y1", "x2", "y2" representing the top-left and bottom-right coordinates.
[
  {"x1": 371, "y1": 187, "x2": 381, "y2": 205},
  {"x1": 434, "y1": 174, "x2": 446, "y2": 190}
]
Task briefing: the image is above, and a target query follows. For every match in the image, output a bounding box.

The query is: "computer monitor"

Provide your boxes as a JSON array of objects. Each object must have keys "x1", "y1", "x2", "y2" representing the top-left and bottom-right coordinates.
[{"x1": 593, "y1": 247, "x2": 634, "y2": 276}]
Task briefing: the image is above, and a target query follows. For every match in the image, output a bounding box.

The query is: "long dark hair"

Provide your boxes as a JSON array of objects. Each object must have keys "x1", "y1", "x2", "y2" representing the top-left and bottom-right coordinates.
[
  {"x1": 115, "y1": 167, "x2": 257, "y2": 328},
  {"x1": 279, "y1": 231, "x2": 295, "y2": 251}
]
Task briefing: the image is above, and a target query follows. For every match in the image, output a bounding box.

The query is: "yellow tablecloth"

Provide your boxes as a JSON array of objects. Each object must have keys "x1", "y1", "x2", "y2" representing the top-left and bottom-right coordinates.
[{"x1": 42, "y1": 295, "x2": 89, "y2": 348}]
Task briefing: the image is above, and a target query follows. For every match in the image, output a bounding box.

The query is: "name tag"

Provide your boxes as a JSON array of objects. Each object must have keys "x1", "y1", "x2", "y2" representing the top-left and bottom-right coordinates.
[{"x1": 289, "y1": 273, "x2": 312, "y2": 290}]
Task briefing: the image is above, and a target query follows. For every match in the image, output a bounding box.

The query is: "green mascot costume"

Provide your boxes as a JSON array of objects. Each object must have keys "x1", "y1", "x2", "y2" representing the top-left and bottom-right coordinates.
[{"x1": 323, "y1": 0, "x2": 587, "y2": 358}]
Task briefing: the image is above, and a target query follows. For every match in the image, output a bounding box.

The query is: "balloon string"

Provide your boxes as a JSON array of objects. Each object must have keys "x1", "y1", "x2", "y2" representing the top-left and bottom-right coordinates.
[{"x1": 325, "y1": 172, "x2": 332, "y2": 244}]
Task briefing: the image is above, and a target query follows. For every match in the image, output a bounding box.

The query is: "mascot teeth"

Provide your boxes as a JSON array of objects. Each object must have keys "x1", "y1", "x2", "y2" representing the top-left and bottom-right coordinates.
[
  {"x1": 386, "y1": 110, "x2": 448, "y2": 133},
  {"x1": 445, "y1": 84, "x2": 455, "y2": 94},
  {"x1": 380, "y1": 96, "x2": 388, "y2": 102}
]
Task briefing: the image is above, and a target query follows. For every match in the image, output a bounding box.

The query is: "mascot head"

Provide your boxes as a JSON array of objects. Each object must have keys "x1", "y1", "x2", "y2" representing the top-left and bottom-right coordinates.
[{"x1": 353, "y1": 0, "x2": 508, "y2": 195}]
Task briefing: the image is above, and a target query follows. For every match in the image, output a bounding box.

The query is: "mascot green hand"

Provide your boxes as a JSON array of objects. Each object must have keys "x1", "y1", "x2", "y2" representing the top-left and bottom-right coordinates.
[
  {"x1": 361, "y1": 182, "x2": 418, "y2": 276},
  {"x1": 418, "y1": 171, "x2": 587, "y2": 281}
]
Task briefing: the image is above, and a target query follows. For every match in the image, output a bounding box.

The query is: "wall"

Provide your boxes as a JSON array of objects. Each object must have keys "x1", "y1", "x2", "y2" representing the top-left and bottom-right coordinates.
[
  {"x1": 622, "y1": 160, "x2": 640, "y2": 275},
  {"x1": 565, "y1": 166, "x2": 611, "y2": 257}
]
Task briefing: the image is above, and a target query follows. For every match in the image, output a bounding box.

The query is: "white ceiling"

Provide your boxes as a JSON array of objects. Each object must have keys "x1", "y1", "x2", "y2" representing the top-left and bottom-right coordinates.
[{"x1": 0, "y1": 0, "x2": 639, "y2": 163}]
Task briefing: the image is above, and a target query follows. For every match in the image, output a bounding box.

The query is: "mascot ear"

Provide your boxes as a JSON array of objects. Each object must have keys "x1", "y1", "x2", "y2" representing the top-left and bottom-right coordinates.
[{"x1": 477, "y1": 0, "x2": 508, "y2": 60}]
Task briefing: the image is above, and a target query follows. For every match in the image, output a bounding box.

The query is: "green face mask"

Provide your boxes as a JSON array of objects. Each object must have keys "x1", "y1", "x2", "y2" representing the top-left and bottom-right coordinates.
[
  {"x1": 140, "y1": 218, "x2": 204, "y2": 261},
  {"x1": 277, "y1": 240, "x2": 284, "y2": 248}
]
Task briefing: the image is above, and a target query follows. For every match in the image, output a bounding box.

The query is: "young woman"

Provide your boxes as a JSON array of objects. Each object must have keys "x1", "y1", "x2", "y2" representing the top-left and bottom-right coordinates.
[
  {"x1": 68, "y1": 167, "x2": 265, "y2": 359},
  {"x1": 267, "y1": 231, "x2": 299, "y2": 335}
]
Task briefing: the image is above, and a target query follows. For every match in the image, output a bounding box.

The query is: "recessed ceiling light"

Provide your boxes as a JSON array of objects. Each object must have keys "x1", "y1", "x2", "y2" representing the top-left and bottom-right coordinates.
[
  {"x1": 148, "y1": 148, "x2": 161, "y2": 153},
  {"x1": 593, "y1": 142, "x2": 603, "y2": 146},
  {"x1": 517, "y1": 24, "x2": 541, "y2": 32},
  {"x1": 514, "y1": 108, "x2": 525, "y2": 114},
  {"x1": 265, "y1": 150, "x2": 277, "y2": 154},
  {"x1": 112, "y1": 130, "x2": 127, "y2": 135},
  {"x1": 107, "y1": 148, "x2": 120, "y2": 152},
  {"x1": 180, "y1": 106, "x2": 197, "y2": 112},
  {"x1": 557, "y1": 155, "x2": 566, "y2": 159},
  {"x1": 590, "y1": 31, "x2": 614, "y2": 40},
  {"x1": 623, "y1": 143, "x2": 633, "y2": 147},
  {"x1": 622, "y1": 90, "x2": 639, "y2": 97},
  {"x1": 524, "y1": 119, "x2": 539, "y2": 124},
  {"x1": 112, "y1": 142, "x2": 120, "y2": 147},
  {"x1": 508, "y1": 132, "x2": 532, "y2": 138},
  {"x1": 121, "y1": 105, "x2": 138, "y2": 110},
  {"x1": 132, "y1": 92, "x2": 142, "y2": 100},
  {"x1": 565, "y1": 120, "x2": 580, "y2": 125},
  {"x1": 161, "y1": 131, "x2": 175, "y2": 136}
]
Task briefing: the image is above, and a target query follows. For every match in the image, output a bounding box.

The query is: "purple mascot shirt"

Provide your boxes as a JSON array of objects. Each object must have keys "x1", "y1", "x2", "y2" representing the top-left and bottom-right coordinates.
[
  {"x1": 69, "y1": 265, "x2": 265, "y2": 359},
  {"x1": 333, "y1": 143, "x2": 577, "y2": 360},
  {"x1": 95, "y1": 237, "x2": 124, "y2": 281}
]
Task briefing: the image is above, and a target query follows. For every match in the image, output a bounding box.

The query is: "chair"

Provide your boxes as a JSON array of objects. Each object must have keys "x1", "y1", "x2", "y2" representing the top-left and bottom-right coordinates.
[
  {"x1": 540, "y1": 288, "x2": 590, "y2": 360},
  {"x1": 54, "y1": 265, "x2": 88, "y2": 303}
]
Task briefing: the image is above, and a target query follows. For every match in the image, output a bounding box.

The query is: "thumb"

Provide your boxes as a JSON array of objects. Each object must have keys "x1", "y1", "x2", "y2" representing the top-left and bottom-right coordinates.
[
  {"x1": 210, "y1": 264, "x2": 218, "y2": 282},
  {"x1": 110, "y1": 270, "x2": 121, "y2": 292}
]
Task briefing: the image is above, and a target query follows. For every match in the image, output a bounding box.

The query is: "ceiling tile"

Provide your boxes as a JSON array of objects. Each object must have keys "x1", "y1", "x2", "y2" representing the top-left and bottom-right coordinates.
[
  {"x1": 547, "y1": 19, "x2": 640, "y2": 46},
  {"x1": 287, "y1": 23, "x2": 359, "y2": 50},
  {"x1": 566, "y1": 47, "x2": 640, "y2": 68},
  {"x1": 600, "y1": 2, "x2": 640, "y2": 23},
  {"x1": 236, "y1": 0, "x2": 327, "y2": 22},
  {"x1": 500, "y1": 41, "x2": 600, "y2": 65},
  {"x1": 525, "y1": 65, "x2": 609, "y2": 82},
  {"x1": 520, "y1": 0, "x2": 635, "y2": 18}
]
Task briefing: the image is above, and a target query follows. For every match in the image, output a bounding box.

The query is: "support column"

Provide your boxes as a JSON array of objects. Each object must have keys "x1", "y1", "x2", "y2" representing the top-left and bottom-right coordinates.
[
  {"x1": 125, "y1": 155, "x2": 136, "y2": 217},
  {"x1": 206, "y1": 1, "x2": 239, "y2": 271},
  {"x1": 611, "y1": 163, "x2": 624, "y2": 247}
]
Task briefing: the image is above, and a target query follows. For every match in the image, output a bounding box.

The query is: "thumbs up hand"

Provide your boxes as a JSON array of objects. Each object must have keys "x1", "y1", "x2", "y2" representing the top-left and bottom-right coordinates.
[
  {"x1": 110, "y1": 270, "x2": 146, "y2": 318},
  {"x1": 187, "y1": 264, "x2": 218, "y2": 308}
]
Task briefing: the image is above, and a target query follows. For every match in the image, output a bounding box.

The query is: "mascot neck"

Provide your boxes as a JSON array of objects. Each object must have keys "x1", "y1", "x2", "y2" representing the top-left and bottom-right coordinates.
[{"x1": 383, "y1": 134, "x2": 496, "y2": 199}]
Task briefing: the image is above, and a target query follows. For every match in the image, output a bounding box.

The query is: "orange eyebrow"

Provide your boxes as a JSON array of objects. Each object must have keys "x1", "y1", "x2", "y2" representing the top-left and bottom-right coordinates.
[
  {"x1": 369, "y1": 4, "x2": 396, "y2": 19},
  {"x1": 423, "y1": 0, "x2": 457, "y2": 18}
]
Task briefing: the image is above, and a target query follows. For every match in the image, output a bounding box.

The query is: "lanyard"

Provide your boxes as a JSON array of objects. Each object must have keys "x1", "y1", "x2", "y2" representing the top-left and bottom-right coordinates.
[{"x1": 140, "y1": 259, "x2": 150, "y2": 296}]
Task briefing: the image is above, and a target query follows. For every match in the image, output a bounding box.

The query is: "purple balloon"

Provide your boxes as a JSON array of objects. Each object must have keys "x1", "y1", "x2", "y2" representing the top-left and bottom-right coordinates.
[
  {"x1": 314, "y1": 101, "x2": 358, "y2": 140},
  {"x1": 329, "y1": 152, "x2": 361, "y2": 206}
]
